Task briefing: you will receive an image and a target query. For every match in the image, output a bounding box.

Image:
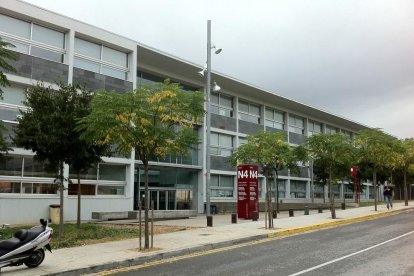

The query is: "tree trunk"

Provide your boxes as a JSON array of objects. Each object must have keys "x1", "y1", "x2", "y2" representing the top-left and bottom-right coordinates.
[
  {"x1": 275, "y1": 170, "x2": 279, "y2": 213},
  {"x1": 373, "y1": 168, "x2": 377, "y2": 211},
  {"x1": 404, "y1": 170, "x2": 408, "y2": 206},
  {"x1": 143, "y1": 161, "x2": 150, "y2": 249},
  {"x1": 328, "y1": 171, "x2": 336, "y2": 219},
  {"x1": 265, "y1": 171, "x2": 273, "y2": 228},
  {"x1": 77, "y1": 172, "x2": 81, "y2": 229},
  {"x1": 58, "y1": 161, "x2": 65, "y2": 237}
]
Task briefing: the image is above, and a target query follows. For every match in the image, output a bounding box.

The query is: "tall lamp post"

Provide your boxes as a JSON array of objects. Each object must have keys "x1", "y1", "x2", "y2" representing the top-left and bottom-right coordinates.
[{"x1": 203, "y1": 20, "x2": 221, "y2": 221}]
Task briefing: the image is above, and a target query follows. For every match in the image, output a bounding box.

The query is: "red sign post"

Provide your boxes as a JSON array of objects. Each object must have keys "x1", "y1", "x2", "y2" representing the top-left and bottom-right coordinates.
[{"x1": 237, "y1": 165, "x2": 259, "y2": 219}]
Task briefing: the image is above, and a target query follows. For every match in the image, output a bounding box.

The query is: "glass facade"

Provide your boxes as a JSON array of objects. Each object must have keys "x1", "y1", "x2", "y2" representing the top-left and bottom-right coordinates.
[
  {"x1": 238, "y1": 100, "x2": 260, "y2": 124},
  {"x1": 0, "y1": 14, "x2": 65, "y2": 63},
  {"x1": 74, "y1": 37, "x2": 129, "y2": 80},
  {"x1": 265, "y1": 107, "x2": 284, "y2": 130},
  {"x1": 211, "y1": 92, "x2": 233, "y2": 117},
  {"x1": 211, "y1": 174, "x2": 234, "y2": 198},
  {"x1": 211, "y1": 132, "x2": 233, "y2": 157},
  {"x1": 289, "y1": 114, "x2": 305, "y2": 134}
]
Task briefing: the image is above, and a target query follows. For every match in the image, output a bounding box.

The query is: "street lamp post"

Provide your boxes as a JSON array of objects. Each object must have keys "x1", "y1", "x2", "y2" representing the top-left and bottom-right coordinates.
[
  {"x1": 204, "y1": 20, "x2": 221, "y2": 221},
  {"x1": 205, "y1": 19, "x2": 212, "y2": 218}
]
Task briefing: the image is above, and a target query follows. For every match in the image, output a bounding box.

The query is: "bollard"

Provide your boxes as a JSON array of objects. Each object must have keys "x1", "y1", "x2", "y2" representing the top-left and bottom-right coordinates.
[
  {"x1": 318, "y1": 206, "x2": 323, "y2": 213},
  {"x1": 341, "y1": 203, "x2": 346, "y2": 210},
  {"x1": 304, "y1": 206, "x2": 309, "y2": 215},
  {"x1": 289, "y1": 209, "x2": 294, "y2": 217},
  {"x1": 252, "y1": 211, "x2": 259, "y2": 221},
  {"x1": 231, "y1": 213, "x2": 237, "y2": 224},
  {"x1": 207, "y1": 215, "x2": 213, "y2": 227},
  {"x1": 272, "y1": 210, "x2": 277, "y2": 219}
]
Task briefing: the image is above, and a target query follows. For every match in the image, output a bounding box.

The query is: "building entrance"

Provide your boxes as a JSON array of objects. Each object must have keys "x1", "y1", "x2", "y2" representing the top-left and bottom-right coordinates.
[{"x1": 133, "y1": 166, "x2": 196, "y2": 211}]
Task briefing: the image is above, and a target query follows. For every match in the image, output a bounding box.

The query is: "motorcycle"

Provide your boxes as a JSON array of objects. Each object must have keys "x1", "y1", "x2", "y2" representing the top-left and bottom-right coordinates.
[{"x1": 0, "y1": 218, "x2": 53, "y2": 270}]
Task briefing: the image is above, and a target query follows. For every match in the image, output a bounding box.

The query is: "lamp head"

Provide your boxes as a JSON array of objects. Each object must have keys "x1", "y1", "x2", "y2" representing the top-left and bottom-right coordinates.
[
  {"x1": 198, "y1": 69, "x2": 205, "y2": 77},
  {"x1": 212, "y1": 81, "x2": 221, "y2": 92}
]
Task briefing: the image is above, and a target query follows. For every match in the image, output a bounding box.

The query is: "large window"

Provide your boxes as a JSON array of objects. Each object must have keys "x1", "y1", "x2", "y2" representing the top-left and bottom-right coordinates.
[
  {"x1": 211, "y1": 92, "x2": 233, "y2": 117},
  {"x1": 313, "y1": 183, "x2": 325, "y2": 198},
  {"x1": 308, "y1": 120, "x2": 322, "y2": 136},
  {"x1": 74, "y1": 37, "x2": 129, "y2": 80},
  {"x1": 0, "y1": 14, "x2": 65, "y2": 63},
  {"x1": 325, "y1": 125, "x2": 338, "y2": 134},
  {"x1": 269, "y1": 178, "x2": 286, "y2": 198},
  {"x1": 238, "y1": 100, "x2": 260, "y2": 124},
  {"x1": 289, "y1": 115, "x2": 305, "y2": 134},
  {"x1": 211, "y1": 132, "x2": 233, "y2": 157},
  {"x1": 211, "y1": 174, "x2": 234, "y2": 198},
  {"x1": 341, "y1": 129, "x2": 353, "y2": 139},
  {"x1": 290, "y1": 180, "x2": 306, "y2": 198},
  {"x1": 265, "y1": 108, "x2": 284, "y2": 130}
]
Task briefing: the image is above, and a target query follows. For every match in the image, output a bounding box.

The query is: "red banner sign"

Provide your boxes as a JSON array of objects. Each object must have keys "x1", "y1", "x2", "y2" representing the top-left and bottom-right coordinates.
[{"x1": 237, "y1": 165, "x2": 259, "y2": 219}]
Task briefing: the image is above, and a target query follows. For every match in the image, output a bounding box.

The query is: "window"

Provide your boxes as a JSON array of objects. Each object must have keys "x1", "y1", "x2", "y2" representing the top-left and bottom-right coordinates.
[
  {"x1": 211, "y1": 175, "x2": 234, "y2": 198},
  {"x1": 238, "y1": 136, "x2": 247, "y2": 147},
  {"x1": 269, "y1": 178, "x2": 286, "y2": 198},
  {"x1": 290, "y1": 180, "x2": 306, "y2": 198},
  {"x1": 68, "y1": 183, "x2": 96, "y2": 195},
  {"x1": 0, "y1": 14, "x2": 65, "y2": 63},
  {"x1": 211, "y1": 92, "x2": 233, "y2": 117},
  {"x1": 313, "y1": 183, "x2": 325, "y2": 198},
  {"x1": 1, "y1": 86, "x2": 26, "y2": 106},
  {"x1": 97, "y1": 185, "x2": 125, "y2": 195},
  {"x1": 308, "y1": 120, "x2": 322, "y2": 136},
  {"x1": 210, "y1": 132, "x2": 233, "y2": 157},
  {"x1": 289, "y1": 115, "x2": 304, "y2": 134},
  {"x1": 325, "y1": 125, "x2": 338, "y2": 134},
  {"x1": 22, "y1": 182, "x2": 57, "y2": 194},
  {"x1": 74, "y1": 37, "x2": 128, "y2": 80},
  {"x1": 238, "y1": 100, "x2": 260, "y2": 124},
  {"x1": 328, "y1": 185, "x2": 341, "y2": 199},
  {"x1": 265, "y1": 108, "x2": 284, "y2": 130},
  {"x1": 344, "y1": 184, "x2": 354, "y2": 199}
]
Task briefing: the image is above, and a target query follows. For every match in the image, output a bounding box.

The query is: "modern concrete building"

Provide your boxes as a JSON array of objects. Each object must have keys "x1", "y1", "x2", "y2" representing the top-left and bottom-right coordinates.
[{"x1": 0, "y1": 0, "x2": 375, "y2": 224}]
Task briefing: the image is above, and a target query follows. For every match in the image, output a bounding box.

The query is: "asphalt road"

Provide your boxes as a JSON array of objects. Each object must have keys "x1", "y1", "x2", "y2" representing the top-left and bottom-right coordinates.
[{"x1": 102, "y1": 209, "x2": 414, "y2": 276}]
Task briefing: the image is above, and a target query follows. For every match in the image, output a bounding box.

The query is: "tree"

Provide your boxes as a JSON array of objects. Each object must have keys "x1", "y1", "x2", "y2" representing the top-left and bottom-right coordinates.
[
  {"x1": 0, "y1": 37, "x2": 16, "y2": 95},
  {"x1": 393, "y1": 139, "x2": 414, "y2": 206},
  {"x1": 14, "y1": 82, "x2": 105, "y2": 236},
  {"x1": 354, "y1": 129, "x2": 396, "y2": 211},
  {"x1": 230, "y1": 131, "x2": 306, "y2": 228},
  {"x1": 306, "y1": 133, "x2": 355, "y2": 219},
  {"x1": 0, "y1": 37, "x2": 17, "y2": 158},
  {"x1": 77, "y1": 80, "x2": 204, "y2": 249}
]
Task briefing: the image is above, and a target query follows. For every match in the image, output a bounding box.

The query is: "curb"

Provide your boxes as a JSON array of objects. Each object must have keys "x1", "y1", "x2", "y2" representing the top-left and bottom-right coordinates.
[{"x1": 49, "y1": 207, "x2": 413, "y2": 276}]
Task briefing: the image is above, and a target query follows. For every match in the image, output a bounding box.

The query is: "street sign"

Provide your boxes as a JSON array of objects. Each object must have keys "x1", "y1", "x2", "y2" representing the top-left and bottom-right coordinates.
[{"x1": 237, "y1": 165, "x2": 259, "y2": 219}]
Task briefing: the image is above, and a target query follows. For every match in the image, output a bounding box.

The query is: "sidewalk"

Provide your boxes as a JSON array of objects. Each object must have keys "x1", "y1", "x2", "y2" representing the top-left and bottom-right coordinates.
[{"x1": 2, "y1": 202, "x2": 413, "y2": 276}]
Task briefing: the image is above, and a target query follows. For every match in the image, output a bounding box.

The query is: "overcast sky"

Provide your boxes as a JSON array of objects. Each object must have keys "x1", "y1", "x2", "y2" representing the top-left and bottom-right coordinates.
[{"x1": 24, "y1": 0, "x2": 414, "y2": 139}]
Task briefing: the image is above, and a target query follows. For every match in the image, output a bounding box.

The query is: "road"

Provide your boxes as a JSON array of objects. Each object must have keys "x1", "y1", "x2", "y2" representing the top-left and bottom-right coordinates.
[{"x1": 99, "y1": 210, "x2": 414, "y2": 276}]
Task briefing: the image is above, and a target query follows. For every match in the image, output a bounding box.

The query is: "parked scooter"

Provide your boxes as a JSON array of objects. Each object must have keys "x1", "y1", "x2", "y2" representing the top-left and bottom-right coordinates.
[{"x1": 0, "y1": 218, "x2": 53, "y2": 270}]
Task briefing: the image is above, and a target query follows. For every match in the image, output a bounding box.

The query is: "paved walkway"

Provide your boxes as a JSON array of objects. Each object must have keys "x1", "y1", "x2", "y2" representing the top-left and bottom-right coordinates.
[{"x1": 2, "y1": 202, "x2": 413, "y2": 276}]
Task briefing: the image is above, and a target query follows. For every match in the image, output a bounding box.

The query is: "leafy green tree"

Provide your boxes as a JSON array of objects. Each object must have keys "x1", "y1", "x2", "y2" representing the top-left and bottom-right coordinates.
[
  {"x1": 14, "y1": 83, "x2": 107, "y2": 236},
  {"x1": 355, "y1": 129, "x2": 397, "y2": 211},
  {"x1": 392, "y1": 139, "x2": 414, "y2": 206},
  {"x1": 230, "y1": 131, "x2": 306, "y2": 228},
  {"x1": 0, "y1": 37, "x2": 16, "y2": 95},
  {"x1": 0, "y1": 37, "x2": 17, "y2": 157},
  {"x1": 77, "y1": 80, "x2": 204, "y2": 249},
  {"x1": 306, "y1": 133, "x2": 355, "y2": 219}
]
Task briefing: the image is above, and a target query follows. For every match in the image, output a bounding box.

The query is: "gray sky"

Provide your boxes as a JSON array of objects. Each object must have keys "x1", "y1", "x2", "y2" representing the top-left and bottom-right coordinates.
[{"x1": 24, "y1": 0, "x2": 414, "y2": 138}]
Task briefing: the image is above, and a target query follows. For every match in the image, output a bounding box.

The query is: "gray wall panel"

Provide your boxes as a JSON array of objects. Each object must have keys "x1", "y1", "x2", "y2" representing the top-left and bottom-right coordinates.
[
  {"x1": 211, "y1": 155, "x2": 234, "y2": 171},
  {"x1": 289, "y1": 132, "x2": 306, "y2": 145},
  {"x1": 238, "y1": 120, "x2": 263, "y2": 135},
  {"x1": 211, "y1": 114, "x2": 237, "y2": 131}
]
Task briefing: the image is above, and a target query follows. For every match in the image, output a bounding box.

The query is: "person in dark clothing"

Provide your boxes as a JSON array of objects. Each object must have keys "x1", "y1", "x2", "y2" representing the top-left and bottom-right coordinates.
[{"x1": 383, "y1": 184, "x2": 394, "y2": 210}]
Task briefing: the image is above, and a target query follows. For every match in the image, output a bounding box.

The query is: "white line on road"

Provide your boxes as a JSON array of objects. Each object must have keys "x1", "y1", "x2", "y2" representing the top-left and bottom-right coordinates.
[{"x1": 288, "y1": 230, "x2": 414, "y2": 276}]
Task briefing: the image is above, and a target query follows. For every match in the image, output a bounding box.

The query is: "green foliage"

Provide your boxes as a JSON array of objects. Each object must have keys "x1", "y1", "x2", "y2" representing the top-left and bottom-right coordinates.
[
  {"x1": 77, "y1": 80, "x2": 205, "y2": 164},
  {"x1": 14, "y1": 82, "x2": 107, "y2": 173},
  {"x1": 230, "y1": 131, "x2": 305, "y2": 175},
  {"x1": 0, "y1": 37, "x2": 17, "y2": 95},
  {"x1": 306, "y1": 133, "x2": 355, "y2": 181},
  {"x1": 354, "y1": 128, "x2": 397, "y2": 171}
]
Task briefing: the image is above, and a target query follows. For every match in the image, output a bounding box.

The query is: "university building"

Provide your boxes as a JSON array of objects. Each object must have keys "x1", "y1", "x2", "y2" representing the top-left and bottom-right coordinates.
[{"x1": 0, "y1": 0, "x2": 375, "y2": 224}]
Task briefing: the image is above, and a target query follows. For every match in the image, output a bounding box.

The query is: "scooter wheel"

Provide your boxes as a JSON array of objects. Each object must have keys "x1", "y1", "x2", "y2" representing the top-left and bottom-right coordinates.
[{"x1": 24, "y1": 249, "x2": 45, "y2": 268}]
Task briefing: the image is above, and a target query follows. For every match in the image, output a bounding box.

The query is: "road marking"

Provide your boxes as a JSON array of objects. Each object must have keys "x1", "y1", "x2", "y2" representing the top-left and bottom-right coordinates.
[{"x1": 288, "y1": 230, "x2": 414, "y2": 276}]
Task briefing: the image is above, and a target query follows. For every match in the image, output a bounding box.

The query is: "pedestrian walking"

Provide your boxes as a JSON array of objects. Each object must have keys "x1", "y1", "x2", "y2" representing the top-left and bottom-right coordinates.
[{"x1": 383, "y1": 184, "x2": 394, "y2": 210}]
